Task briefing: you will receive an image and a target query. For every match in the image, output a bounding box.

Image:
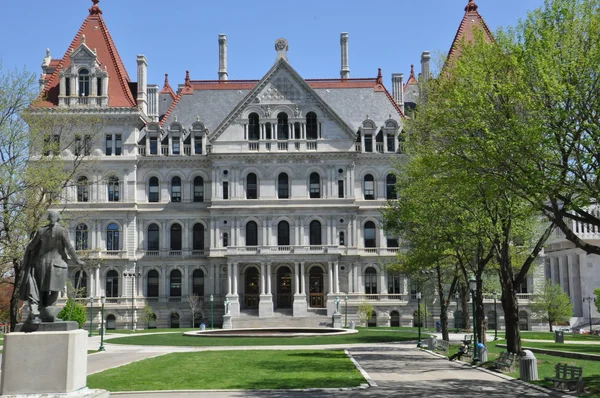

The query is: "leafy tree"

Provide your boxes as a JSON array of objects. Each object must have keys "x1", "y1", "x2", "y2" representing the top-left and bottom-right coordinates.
[
  {"x1": 57, "y1": 299, "x2": 87, "y2": 328},
  {"x1": 531, "y1": 281, "x2": 573, "y2": 331},
  {"x1": 595, "y1": 288, "x2": 600, "y2": 314},
  {"x1": 413, "y1": 303, "x2": 431, "y2": 328},
  {"x1": 188, "y1": 293, "x2": 204, "y2": 328},
  {"x1": 141, "y1": 303, "x2": 156, "y2": 329},
  {"x1": 0, "y1": 62, "x2": 102, "y2": 331},
  {"x1": 357, "y1": 301, "x2": 374, "y2": 326}
]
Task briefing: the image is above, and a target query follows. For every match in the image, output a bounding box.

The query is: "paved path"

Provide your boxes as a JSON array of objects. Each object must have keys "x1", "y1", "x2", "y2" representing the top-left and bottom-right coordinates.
[{"x1": 88, "y1": 338, "x2": 556, "y2": 398}]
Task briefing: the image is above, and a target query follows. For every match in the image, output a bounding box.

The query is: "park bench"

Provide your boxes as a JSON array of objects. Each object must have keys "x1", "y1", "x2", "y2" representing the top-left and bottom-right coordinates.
[
  {"x1": 463, "y1": 334, "x2": 473, "y2": 345},
  {"x1": 490, "y1": 352, "x2": 518, "y2": 372},
  {"x1": 434, "y1": 339, "x2": 450, "y2": 354},
  {"x1": 544, "y1": 363, "x2": 584, "y2": 393}
]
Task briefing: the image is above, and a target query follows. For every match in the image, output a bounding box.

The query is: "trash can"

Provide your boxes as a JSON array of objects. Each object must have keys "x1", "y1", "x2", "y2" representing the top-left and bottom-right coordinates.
[
  {"x1": 200, "y1": 322, "x2": 206, "y2": 331},
  {"x1": 477, "y1": 343, "x2": 488, "y2": 362},
  {"x1": 436, "y1": 322, "x2": 442, "y2": 332},
  {"x1": 554, "y1": 330, "x2": 564, "y2": 343},
  {"x1": 350, "y1": 321, "x2": 355, "y2": 330},
  {"x1": 520, "y1": 350, "x2": 538, "y2": 381},
  {"x1": 427, "y1": 337, "x2": 437, "y2": 350}
]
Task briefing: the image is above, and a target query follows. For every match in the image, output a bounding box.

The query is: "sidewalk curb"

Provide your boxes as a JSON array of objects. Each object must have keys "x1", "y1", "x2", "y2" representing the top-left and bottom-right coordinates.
[
  {"x1": 421, "y1": 348, "x2": 570, "y2": 398},
  {"x1": 346, "y1": 349, "x2": 377, "y2": 387}
]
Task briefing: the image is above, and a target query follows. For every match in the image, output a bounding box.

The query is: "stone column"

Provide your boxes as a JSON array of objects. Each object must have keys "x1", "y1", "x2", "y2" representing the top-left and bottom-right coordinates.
[
  {"x1": 227, "y1": 263, "x2": 232, "y2": 295},
  {"x1": 340, "y1": 32, "x2": 350, "y2": 79},
  {"x1": 226, "y1": 262, "x2": 240, "y2": 317},
  {"x1": 567, "y1": 254, "x2": 583, "y2": 316},
  {"x1": 259, "y1": 262, "x2": 274, "y2": 318},
  {"x1": 326, "y1": 262, "x2": 335, "y2": 316},
  {"x1": 335, "y1": 262, "x2": 340, "y2": 293},
  {"x1": 293, "y1": 261, "x2": 308, "y2": 317},
  {"x1": 261, "y1": 263, "x2": 266, "y2": 295},
  {"x1": 294, "y1": 262, "x2": 300, "y2": 295}
]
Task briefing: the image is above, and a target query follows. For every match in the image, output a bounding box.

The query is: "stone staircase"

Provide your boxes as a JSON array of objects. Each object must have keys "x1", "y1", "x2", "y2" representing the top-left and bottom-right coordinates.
[{"x1": 232, "y1": 308, "x2": 331, "y2": 329}]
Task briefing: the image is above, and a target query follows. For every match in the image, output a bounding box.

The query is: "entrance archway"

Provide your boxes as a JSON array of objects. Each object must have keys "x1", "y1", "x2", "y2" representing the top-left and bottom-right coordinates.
[
  {"x1": 106, "y1": 314, "x2": 116, "y2": 330},
  {"x1": 170, "y1": 313, "x2": 180, "y2": 328},
  {"x1": 309, "y1": 266, "x2": 324, "y2": 308},
  {"x1": 390, "y1": 310, "x2": 400, "y2": 327},
  {"x1": 276, "y1": 266, "x2": 292, "y2": 309},
  {"x1": 368, "y1": 311, "x2": 377, "y2": 327},
  {"x1": 244, "y1": 267, "x2": 259, "y2": 309},
  {"x1": 519, "y1": 311, "x2": 529, "y2": 331},
  {"x1": 454, "y1": 310, "x2": 464, "y2": 329}
]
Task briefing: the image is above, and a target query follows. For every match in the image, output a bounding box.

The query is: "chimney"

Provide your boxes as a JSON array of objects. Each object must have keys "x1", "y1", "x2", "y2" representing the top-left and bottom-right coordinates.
[
  {"x1": 392, "y1": 73, "x2": 405, "y2": 112},
  {"x1": 421, "y1": 51, "x2": 431, "y2": 82},
  {"x1": 137, "y1": 55, "x2": 148, "y2": 115},
  {"x1": 218, "y1": 34, "x2": 228, "y2": 81},
  {"x1": 340, "y1": 32, "x2": 350, "y2": 79}
]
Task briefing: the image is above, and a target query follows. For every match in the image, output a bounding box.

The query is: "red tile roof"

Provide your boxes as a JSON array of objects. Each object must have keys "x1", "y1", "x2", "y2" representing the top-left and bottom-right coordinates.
[
  {"x1": 404, "y1": 65, "x2": 418, "y2": 90},
  {"x1": 36, "y1": 0, "x2": 136, "y2": 108},
  {"x1": 447, "y1": 0, "x2": 494, "y2": 64}
]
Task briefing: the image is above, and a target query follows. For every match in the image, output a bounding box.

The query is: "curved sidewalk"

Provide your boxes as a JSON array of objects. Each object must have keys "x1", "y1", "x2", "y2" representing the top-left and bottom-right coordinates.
[{"x1": 87, "y1": 339, "x2": 557, "y2": 397}]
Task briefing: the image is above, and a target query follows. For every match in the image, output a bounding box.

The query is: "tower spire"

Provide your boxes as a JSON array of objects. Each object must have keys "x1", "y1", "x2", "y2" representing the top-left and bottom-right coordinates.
[{"x1": 465, "y1": 0, "x2": 478, "y2": 12}]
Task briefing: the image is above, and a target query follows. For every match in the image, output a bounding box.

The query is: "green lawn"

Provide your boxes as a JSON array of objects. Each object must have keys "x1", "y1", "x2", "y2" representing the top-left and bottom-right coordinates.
[
  {"x1": 497, "y1": 331, "x2": 600, "y2": 342},
  {"x1": 105, "y1": 328, "x2": 197, "y2": 334},
  {"x1": 446, "y1": 342, "x2": 600, "y2": 396},
  {"x1": 87, "y1": 350, "x2": 365, "y2": 391},
  {"x1": 105, "y1": 328, "x2": 422, "y2": 347}
]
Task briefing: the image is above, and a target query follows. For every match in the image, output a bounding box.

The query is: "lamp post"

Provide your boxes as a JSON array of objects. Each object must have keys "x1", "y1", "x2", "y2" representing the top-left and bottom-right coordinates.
[
  {"x1": 583, "y1": 296, "x2": 596, "y2": 334},
  {"x1": 344, "y1": 296, "x2": 348, "y2": 328},
  {"x1": 98, "y1": 296, "x2": 106, "y2": 352},
  {"x1": 455, "y1": 291, "x2": 460, "y2": 333},
  {"x1": 88, "y1": 296, "x2": 94, "y2": 337},
  {"x1": 469, "y1": 275, "x2": 479, "y2": 362},
  {"x1": 416, "y1": 292, "x2": 422, "y2": 347},
  {"x1": 493, "y1": 291, "x2": 498, "y2": 340},
  {"x1": 210, "y1": 294, "x2": 214, "y2": 330}
]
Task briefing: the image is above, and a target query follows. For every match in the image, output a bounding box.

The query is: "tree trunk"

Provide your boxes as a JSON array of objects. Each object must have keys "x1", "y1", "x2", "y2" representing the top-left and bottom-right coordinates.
[
  {"x1": 460, "y1": 285, "x2": 470, "y2": 330},
  {"x1": 501, "y1": 286, "x2": 522, "y2": 353},
  {"x1": 549, "y1": 321, "x2": 553, "y2": 332},
  {"x1": 9, "y1": 263, "x2": 22, "y2": 332},
  {"x1": 476, "y1": 277, "x2": 486, "y2": 346}
]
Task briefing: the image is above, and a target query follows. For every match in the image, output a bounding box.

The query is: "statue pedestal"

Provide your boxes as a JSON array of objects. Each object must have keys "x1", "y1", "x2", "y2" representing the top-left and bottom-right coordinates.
[
  {"x1": 333, "y1": 313, "x2": 342, "y2": 329},
  {"x1": 222, "y1": 314, "x2": 233, "y2": 330},
  {"x1": 0, "y1": 329, "x2": 107, "y2": 396}
]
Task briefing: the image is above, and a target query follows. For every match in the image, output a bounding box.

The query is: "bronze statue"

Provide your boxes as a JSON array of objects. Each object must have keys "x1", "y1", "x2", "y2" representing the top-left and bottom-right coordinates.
[{"x1": 20, "y1": 210, "x2": 84, "y2": 325}]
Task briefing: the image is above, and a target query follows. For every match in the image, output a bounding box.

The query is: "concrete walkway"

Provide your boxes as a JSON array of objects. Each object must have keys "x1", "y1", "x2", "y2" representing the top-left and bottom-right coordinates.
[{"x1": 87, "y1": 336, "x2": 556, "y2": 397}]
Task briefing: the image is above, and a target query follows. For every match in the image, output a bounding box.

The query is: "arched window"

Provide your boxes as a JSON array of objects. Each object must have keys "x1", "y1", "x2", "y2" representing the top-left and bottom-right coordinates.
[
  {"x1": 106, "y1": 270, "x2": 119, "y2": 297},
  {"x1": 223, "y1": 232, "x2": 229, "y2": 247},
  {"x1": 365, "y1": 267, "x2": 377, "y2": 294},
  {"x1": 73, "y1": 270, "x2": 87, "y2": 297},
  {"x1": 149, "y1": 177, "x2": 159, "y2": 202},
  {"x1": 147, "y1": 270, "x2": 159, "y2": 297},
  {"x1": 309, "y1": 220, "x2": 322, "y2": 246},
  {"x1": 265, "y1": 122, "x2": 272, "y2": 140},
  {"x1": 170, "y1": 269, "x2": 182, "y2": 297},
  {"x1": 106, "y1": 223, "x2": 119, "y2": 251},
  {"x1": 147, "y1": 223, "x2": 159, "y2": 251},
  {"x1": 193, "y1": 223, "x2": 204, "y2": 251},
  {"x1": 77, "y1": 176, "x2": 89, "y2": 202},
  {"x1": 339, "y1": 231, "x2": 345, "y2": 246},
  {"x1": 106, "y1": 314, "x2": 116, "y2": 330},
  {"x1": 78, "y1": 68, "x2": 90, "y2": 96},
  {"x1": 193, "y1": 176, "x2": 204, "y2": 202},
  {"x1": 364, "y1": 221, "x2": 376, "y2": 248},
  {"x1": 248, "y1": 113, "x2": 260, "y2": 141},
  {"x1": 192, "y1": 269, "x2": 204, "y2": 295},
  {"x1": 386, "y1": 174, "x2": 397, "y2": 200},
  {"x1": 278, "y1": 173, "x2": 289, "y2": 199},
  {"x1": 170, "y1": 224, "x2": 182, "y2": 251},
  {"x1": 246, "y1": 173, "x2": 258, "y2": 199},
  {"x1": 390, "y1": 310, "x2": 400, "y2": 327},
  {"x1": 278, "y1": 221, "x2": 290, "y2": 246},
  {"x1": 306, "y1": 112, "x2": 318, "y2": 140},
  {"x1": 309, "y1": 172, "x2": 321, "y2": 198},
  {"x1": 364, "y1": 174, "x2": 375, "y2": 200},
  {"x1": 277, "y1": 112, "x2": 289, "y2": 140},
  {"x1": 107, "y1": 176, "x2": 119, "y2": 202},
  {"x1": 294, "y1": 122, "x2": 301, "y2": 139},
  {"x1": 246, "y1": 221, "x2": 258, "y2": 246},
  {"x1": 170, "y1": 313, "x2": 180, "y2": 328},
  {"x1": 171, "y1": 176, "x2": 181, "y2": 202},
  {"x1": 75, "y1": 224, "x2": 88, "y2": 251}
]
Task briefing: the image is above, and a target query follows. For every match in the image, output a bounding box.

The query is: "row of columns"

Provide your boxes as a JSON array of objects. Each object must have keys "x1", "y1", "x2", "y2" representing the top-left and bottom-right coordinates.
[{"x1": 243, "y1": 122, "x2": 322, "y2": 141}]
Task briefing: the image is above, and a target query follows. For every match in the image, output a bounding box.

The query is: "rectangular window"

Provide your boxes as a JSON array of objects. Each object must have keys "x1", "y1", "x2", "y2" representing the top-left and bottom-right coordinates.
[
  {"x1": 265, "y1": 123, "x2": 272, "y2": 140},
  {"x1": 365, "y1": 135, "x2": 373, "y2": 152},
  {"x1": 84, "y1": 135, "x2": 92, "y2": 156},
  {"x1": 149, "y1": 137, "x2": 158, "y2": 155},
  {"x1": 387, "y1": 238, "x2": 399, "y2": 248},
  {"x1": 97, "y1": 78, "x2": 102, "y2": 96},
  {"x1": 387, "y1": 135, "x2": 396, "y2": 152},
  {"x1": 115, "y1": 134, "x2": 122, "y2": 156},
  {"x1": 338, "y1": 180, "x2": 344, "y2": 198},
  {"x1": 172, "y1": 136, "x2": 180, "y2": 155},
  {"x1": 388, "y1": 274, "x2": 401, "y2": 294},
  {"x1": 194, "y1": 136, "x2": 202, "y2": 154},
  {"x1": 105, "y1": 135, "x2": 113, "y2": 156},
  {"x1": 223, "y1": 181, "x2": 229, "y2": 200},
  {"x1": 65, "y1": 78, "x2": 71, "y2": 96},
  {"x1": 74, "y1": 136, "x2": 82, "y2": 156}
]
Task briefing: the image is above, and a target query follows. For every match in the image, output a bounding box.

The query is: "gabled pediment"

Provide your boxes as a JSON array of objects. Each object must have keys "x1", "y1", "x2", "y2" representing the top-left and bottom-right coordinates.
[
  {"x1": 71, "y1": 42, "x2": 98, "y2": 62},
  {"x1": 210, "y1": 58, "x2": 357, "y2": 141}
]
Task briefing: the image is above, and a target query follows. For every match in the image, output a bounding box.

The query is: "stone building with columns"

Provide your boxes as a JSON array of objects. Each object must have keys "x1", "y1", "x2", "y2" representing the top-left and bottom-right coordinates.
[{"x1": 31, "y1": 0, "x2": 575, "y2": 331}]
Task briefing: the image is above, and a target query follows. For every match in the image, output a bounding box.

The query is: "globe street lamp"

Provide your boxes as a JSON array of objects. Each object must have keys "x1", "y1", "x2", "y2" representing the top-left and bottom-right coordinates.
[
  {"x1": 210, "y1": 294, "x2": 214, "y2": 330},
  {"x1": 88, "y1": 296, "x2": 94, "y2": 337},
  {"x1": 455, "y1": 291, "x2": 460, "y2": 333},
  {"x1": 583, "y1": 296, "x2": 596, "y2": 334},
  {"x1": 344, "y1": 296, "x2": 348, "y2": 328},
  {"x1": 98, "y1": 296, "x2": 106, "y2": 352},
  {"x1": 416, "y1": 292, "x2": 422, "y2": 348},
  {"x1": 493, "y1": 291, "x2": 499, "y2": 341},
  {"x1": 469, "y1": 275, "x2": 479, "y2": 362}
]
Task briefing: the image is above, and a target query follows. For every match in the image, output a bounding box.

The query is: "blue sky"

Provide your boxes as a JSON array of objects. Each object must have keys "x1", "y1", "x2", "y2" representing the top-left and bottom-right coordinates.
[{"x1": 0, "y1": 0, "x2": 545, "y2": 88}]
